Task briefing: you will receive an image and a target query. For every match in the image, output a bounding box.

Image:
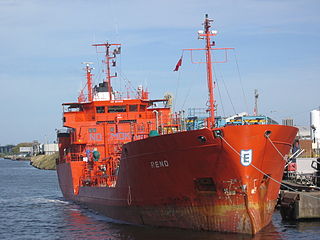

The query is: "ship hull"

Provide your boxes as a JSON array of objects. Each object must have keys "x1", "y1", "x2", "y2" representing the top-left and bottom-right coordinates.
[{"x1": 57, "y1": 124, "x2": 297, "y2": 234}]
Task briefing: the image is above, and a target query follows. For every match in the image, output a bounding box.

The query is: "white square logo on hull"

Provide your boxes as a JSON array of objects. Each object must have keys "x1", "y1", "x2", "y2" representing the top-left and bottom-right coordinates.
[{"x1": 240, "y1": 149, "x2": 253, "y2": 167}]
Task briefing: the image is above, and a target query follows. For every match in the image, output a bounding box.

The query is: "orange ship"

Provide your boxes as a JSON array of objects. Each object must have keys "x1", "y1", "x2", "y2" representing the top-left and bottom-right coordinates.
[{"x1": 56, "y1": 15, "x2": 297, "y2": 234}]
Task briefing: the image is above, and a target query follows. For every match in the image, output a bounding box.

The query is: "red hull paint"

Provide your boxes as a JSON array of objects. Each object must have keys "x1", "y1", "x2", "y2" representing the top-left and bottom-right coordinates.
[{"x1": 57, "y1": 125, "x2": 297, "y2": 234}]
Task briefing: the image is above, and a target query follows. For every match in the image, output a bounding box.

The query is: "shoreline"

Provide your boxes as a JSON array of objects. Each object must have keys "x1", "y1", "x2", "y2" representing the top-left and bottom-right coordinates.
[
  {"x1": 3, "y1": 155, "x2": 31, "y2": 161},
  {"x1": 2, "y1": 154, "x2": 57, "y2": 170},
  {"x1": 30, "y1": 153, "x2": 58, "y2": 170}
]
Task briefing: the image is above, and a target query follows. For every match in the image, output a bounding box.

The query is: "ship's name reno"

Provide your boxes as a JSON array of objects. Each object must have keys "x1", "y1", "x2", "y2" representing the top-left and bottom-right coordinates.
[{"x1": 150, "y1": 160, "x2": 169, "y2": 168}]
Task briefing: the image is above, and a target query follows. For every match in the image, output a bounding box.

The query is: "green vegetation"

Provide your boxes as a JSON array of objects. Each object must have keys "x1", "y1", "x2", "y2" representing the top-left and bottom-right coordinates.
[
  {"x1": 12, "y1": 142, "x2": 33, "y2": 154},
  {"x1": 30, "y1": 153, "x2": 58, "y2": 170}
]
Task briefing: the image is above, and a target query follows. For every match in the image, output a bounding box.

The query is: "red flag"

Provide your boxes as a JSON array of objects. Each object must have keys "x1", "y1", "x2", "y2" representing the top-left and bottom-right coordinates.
[{"x1": 173, "y1": 56, "x2": 183, "y2": 71}]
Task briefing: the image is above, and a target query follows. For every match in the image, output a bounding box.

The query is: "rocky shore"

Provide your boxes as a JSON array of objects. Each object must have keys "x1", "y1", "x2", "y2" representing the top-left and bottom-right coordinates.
[
  {"x1": 30, "y1": 153, "x2": 58, "y2": 170},
  {"x1": 3, "y1": 155, "x2": 31, "y2": 161}
]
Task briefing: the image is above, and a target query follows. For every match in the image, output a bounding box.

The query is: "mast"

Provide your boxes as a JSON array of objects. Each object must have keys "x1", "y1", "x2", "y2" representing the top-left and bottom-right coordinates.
[
  {"x1": 196, "y1": 14, "x2": 218, "y2": 128},
  {"x1": 203, "y1": 14, "x2": 215, "y2": 128},
  {"x1": 181, "y1": 15, "x2": 233, "y2": 128},
  {"x1": 92, "y1": 43, "x2": 121, "y2": 100},
  {"x1": 82, "y1": 62, "x2": 93, "y2": 102}
]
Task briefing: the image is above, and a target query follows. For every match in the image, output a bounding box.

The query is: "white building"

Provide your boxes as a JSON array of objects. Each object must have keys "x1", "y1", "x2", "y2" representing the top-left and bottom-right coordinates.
[
  {"x1": 297, "y1": 126, "x2": 311, "y2": 139},
  {"x1": 19, "y1": 147, "x2": 33, "y2": 155},
  {"x1": 310, "y1": 109, "x2": 320, "y2": 152},
  {"x1": 42, "y1": 143, "x2": 58, "y2": 155}
]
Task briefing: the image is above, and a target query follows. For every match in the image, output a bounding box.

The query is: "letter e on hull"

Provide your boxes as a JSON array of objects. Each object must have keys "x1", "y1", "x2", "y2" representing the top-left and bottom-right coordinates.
[{"x1": 240, "y1": 149, "x2": 252, "y2": 167}]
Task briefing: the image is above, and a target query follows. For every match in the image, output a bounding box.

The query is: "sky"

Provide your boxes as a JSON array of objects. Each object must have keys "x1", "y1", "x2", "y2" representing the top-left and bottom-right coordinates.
[{"x1": 0, "y1": 0, "x2": 319, "y2": 145}]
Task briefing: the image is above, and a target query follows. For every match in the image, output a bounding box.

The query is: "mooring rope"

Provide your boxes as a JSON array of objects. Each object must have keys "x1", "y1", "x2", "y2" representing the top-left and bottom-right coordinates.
[
  {"x1": 219, "y1": 135, "x2": 320, "y2": 201},
  {"x1": 265, "y1": 136, "x2": 287, "y2": 161}
]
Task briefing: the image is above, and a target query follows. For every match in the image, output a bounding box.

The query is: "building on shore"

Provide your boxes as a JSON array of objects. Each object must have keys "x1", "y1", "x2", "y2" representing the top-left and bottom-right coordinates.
[
  {"x1": 0, "y1": 145, "x2": 15, "y2": 154},
  {"x1": 42, "y1": 143, "x2": 58, "y2": 155},
  {"x1": 19, "y1": 147, "x2": 33, "y2": 156},
  {"x1": 290, "y1": 108, "x2": 320, "y2": 158},
  {"x1": 293, "y1": 126, "x2": 312, "y2": 157},
  {"x1": 17, "y1": 141, "x2": 59, "y2": 156},
  {"x1": 282, "y1": 118, "x2": 294, "y2": 127},
  {"x1": 311, "y1": 109, "x2": 320, "y2": 156}
]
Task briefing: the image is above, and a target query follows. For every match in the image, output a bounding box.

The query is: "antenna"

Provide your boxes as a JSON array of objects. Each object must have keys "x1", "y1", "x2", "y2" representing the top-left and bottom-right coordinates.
[
  {"x1": 254, "y1": 89, "x2": 259, "y2": 116},
  {"x1": 92, "y1": 43, "x2": 121, "y2": 100},
  {"x1": 82, "y1": 62, "x2": 94, "y2": 102}
]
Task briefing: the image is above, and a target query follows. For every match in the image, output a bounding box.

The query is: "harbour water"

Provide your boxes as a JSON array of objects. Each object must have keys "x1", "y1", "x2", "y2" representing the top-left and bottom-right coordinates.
[{"x1": 1, "y1": 158, "x2": 320, "y2": 240}]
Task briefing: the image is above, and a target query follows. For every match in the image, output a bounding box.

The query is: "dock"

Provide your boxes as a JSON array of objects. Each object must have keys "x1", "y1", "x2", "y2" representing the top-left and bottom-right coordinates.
[{"x1": 280, "y1": 187, "x2": 320, "y2": 220}]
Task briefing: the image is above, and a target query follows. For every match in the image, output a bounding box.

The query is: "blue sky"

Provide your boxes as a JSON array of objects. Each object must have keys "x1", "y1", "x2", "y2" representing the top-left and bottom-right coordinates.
[{"x1": 0, "y1": 0, "x2": 319, "y2": 144}]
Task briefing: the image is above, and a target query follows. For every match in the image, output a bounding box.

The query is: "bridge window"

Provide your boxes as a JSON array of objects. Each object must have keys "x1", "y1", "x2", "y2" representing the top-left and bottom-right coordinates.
[
  {"x1": 88, "y1": 128, "x2": 97, "y2": 133},
  {"x1": 129, "y1": 105, "x2": 138, "y2": 112},
  {"x1": 96, "y1": 106, "x2": 105, "y2": 113},
  {"x1": 108, "y1": 105, "x2": 126, "y2": 113},
  {"x1": 140, "y1": 105, "x2": 146, "y2": 111}
]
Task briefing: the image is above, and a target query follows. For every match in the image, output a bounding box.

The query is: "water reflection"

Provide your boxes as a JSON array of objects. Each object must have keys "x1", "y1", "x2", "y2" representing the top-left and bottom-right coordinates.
[
  {"x1": 281, "y1": 219, "x2": 320, "y2": 233},
  {"x1": 58, "y1": 202, "x2": 284, "y2": 240},
  {"x1": 2, "y1": 159, "x2": 320, "y2": 240}
]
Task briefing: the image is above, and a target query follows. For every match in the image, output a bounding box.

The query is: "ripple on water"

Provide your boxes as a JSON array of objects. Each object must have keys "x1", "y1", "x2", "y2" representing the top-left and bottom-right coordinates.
[{"x1": 1, "y1": 158, "x2": 320, "y2": 240}]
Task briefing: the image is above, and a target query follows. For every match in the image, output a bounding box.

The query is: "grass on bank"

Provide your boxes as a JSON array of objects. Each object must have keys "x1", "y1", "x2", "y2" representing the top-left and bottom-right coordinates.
[{"x1": 31, "y1": 152, "x2": 58, "y2": 170}]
